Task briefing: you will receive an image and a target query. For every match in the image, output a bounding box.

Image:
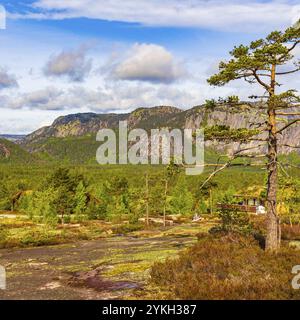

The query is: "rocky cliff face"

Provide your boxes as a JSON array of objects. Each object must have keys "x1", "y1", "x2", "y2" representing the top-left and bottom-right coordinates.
[
  {"x1": 183, "y1": 105, "x2": 300, "y2": 155},
  {"x1": 22, "y1": 104, "x2": 300, "y2": 155}
]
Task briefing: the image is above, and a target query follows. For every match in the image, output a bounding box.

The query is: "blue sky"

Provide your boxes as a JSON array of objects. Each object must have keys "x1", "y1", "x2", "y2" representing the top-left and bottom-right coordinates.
[{"x1": 0, "y1": 0, "x2": 299, "y2": 134}]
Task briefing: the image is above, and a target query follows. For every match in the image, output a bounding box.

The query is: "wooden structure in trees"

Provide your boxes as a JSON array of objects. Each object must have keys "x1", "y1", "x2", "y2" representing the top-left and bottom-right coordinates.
[{"x1": 217, "y1": 194, "x2": 266, "y2": 214}]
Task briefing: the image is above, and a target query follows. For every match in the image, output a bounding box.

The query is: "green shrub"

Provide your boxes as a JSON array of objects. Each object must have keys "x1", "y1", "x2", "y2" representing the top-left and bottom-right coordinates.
[
  {"x1": 227, "y1": 95, "x2": 240, "y2": 104},
  {"x1": 169, "y1": 176, "x2": 194, "y2": 216},
  {"x1": 106, "y1": 196, "x2": 129, "y2": 223},
  {"x1": 24, "y1": 188, "x2": 58, "y2": 225},
  {"x1": 210, "y1": 208, "x2": 252, "y2": 235},
  {"x1": 204, "y1": 99, "x2": 217, "y2": 110},
  {"x1": 20, "y1": 228, "x2": 58, "y2": 247},
  {"x1": 86, "y1": 202, "x2": 106, "y2": 220},
  {"x1": 0, "y1": 198, "x2": 11, "y2": 210},
  {"x1": 113, "y1": 223, "x2": 143, "y2": 235}
]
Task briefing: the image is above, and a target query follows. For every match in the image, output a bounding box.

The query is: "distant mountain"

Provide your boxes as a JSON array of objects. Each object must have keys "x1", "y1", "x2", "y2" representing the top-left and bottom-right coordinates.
[
  {"x1": 22, "y1": 106, "x2": 182, "y2": 145},
  {"x1": 19, "y1": 104, "x2": 300, "y2": 164},
  {"x1": 0, "y1": 134, "x2": 26, "y2": 142},
  {"x1": 20, "y1": 106, "x2": 184, "y2": 164}
]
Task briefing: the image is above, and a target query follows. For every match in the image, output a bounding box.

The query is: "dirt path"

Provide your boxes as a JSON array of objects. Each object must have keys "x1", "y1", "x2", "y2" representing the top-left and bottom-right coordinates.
[{"x1": 0, "y1": 231, "x2": 197, "y2": 300}]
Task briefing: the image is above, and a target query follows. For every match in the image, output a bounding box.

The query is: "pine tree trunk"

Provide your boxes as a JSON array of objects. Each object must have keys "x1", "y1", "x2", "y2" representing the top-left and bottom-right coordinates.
[
  {"x1": 265, "y1": 143, "x2": 279, "y2": 251},
  {"x1": 163, "y1": 179, "x2": 168, "y2": 227},
  {"x1": 265, "y1": 67, "x2": 280, "y2": 251},
  {"x1": 145, "y1": 174, "x2": 149, "y2": 227}
]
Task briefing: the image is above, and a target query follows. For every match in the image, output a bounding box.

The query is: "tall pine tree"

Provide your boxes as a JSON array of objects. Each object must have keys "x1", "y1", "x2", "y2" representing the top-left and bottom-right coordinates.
[{"x1": 207, "y1": 21, "x2": 300, "y2": 251}]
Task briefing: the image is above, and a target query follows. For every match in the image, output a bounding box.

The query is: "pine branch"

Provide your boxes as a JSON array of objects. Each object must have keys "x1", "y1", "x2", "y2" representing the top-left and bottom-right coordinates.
[
  {"x1": 252, "y1": 70, "x2": 271, "y2": 92},
  {"x1": 287, "y1": 40, "x2": 300, "y2": 52},
  {"x1": 256, "y1": 73, "x2": 271, "y2": 77},
  {"x1": 235, "y1": 154, "x2": 266, "y2": 159},
  {"x1": 279, "y1": 143, "x2": 300, "y2": 149},
  {"x1": 235, "y1": 144, "x2": 266, "y2": 153},
  {"x1": 278, "y1": 161, "x2": 289, "y2": 177},
  {"x1": 199, "y1": 153, "x2": 266, "y2": 189},
  {"x1": 279, "y1": 162, "x2": 300, "y2": 170},
  {"x1": 276, "y1": 112, "x2": 300, "y2": 116},
  {"x1": 199, "y1": 159, "x2": 233, "y2": 189},
  {"x1": 249, "y1": 95, "x2": 269, "y2": 99},
  {"x1": 276, "y1": 119, "x2": 300, "y2": 134},
  {"x1": 276, "y1": 68, "x2": 300, "y2": 75},
  {"x1": 250, "y1": 122, "x2": 268, "y2": 129}
]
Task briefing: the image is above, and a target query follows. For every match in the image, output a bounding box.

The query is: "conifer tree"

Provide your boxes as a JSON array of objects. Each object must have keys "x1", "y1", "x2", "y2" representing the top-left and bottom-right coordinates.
[
  {"x1": 170, "y1": 176, "x2": 194, "y2": 216},
  {"x1": 207, "y1": 21, "x2": 300, "y2": 251},
  {"x1": 74, "y1": 181, "x2": 87, "y2": 218}
]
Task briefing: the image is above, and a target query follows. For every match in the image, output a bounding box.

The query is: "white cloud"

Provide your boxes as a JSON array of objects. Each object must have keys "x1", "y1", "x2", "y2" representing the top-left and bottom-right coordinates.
[
  {"x1": 0, "y1": 68, "x2": 18, "y2": 89},
  {"x1": 7, "y1": 87, "x2": 64, "y2": 110},
  {"x1": 0, "y1": 76, "x2": 265, "y2": 133},
  {"x1": 112, "y1": 43, "x2": 185, "y2": 83},
  {"x1": 0, "y1": 81, "x2": 200, "y2": 113},
  {"x1": 44, "y1": 46, "x2": 92, "y2": 82},
  {"x1": 0, "y1": 108, "x2": 81, "y2": 134},
  {"x1": 10, "y1": 0, "x2": 300, "y2": 32},
  {"x1": 0, "y1": 76, "x2": 257, "y2": 114}
]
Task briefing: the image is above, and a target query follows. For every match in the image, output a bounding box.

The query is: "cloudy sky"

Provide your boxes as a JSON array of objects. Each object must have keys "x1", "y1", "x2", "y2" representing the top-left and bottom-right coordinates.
[{"x1": 0, "y1": 0, "x2": 299, "y2": 134}]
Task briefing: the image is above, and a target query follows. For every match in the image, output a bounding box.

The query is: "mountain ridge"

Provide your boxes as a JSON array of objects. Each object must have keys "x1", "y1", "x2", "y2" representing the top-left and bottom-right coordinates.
[
  {"x1": 19, "y1": 104, "x2": 300, "y2": 162},
  {"x1": 22, "y1": 106, "x2": 183, "y2": 144}
]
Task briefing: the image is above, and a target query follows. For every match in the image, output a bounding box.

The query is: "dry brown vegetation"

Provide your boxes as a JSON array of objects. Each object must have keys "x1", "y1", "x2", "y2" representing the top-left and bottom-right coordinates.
[
  {"x1": 150, "y1": 234, "x2": 300, "y2": 300},
  {"x1": 281, "y1": 224, "x2": 300, "y2": 241}
]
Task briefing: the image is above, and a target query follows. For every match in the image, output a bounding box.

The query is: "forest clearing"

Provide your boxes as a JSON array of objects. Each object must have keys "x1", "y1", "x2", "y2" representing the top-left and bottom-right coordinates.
[{"x1": 0, "y1": 223, "x2": 200, "y2": 300}]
